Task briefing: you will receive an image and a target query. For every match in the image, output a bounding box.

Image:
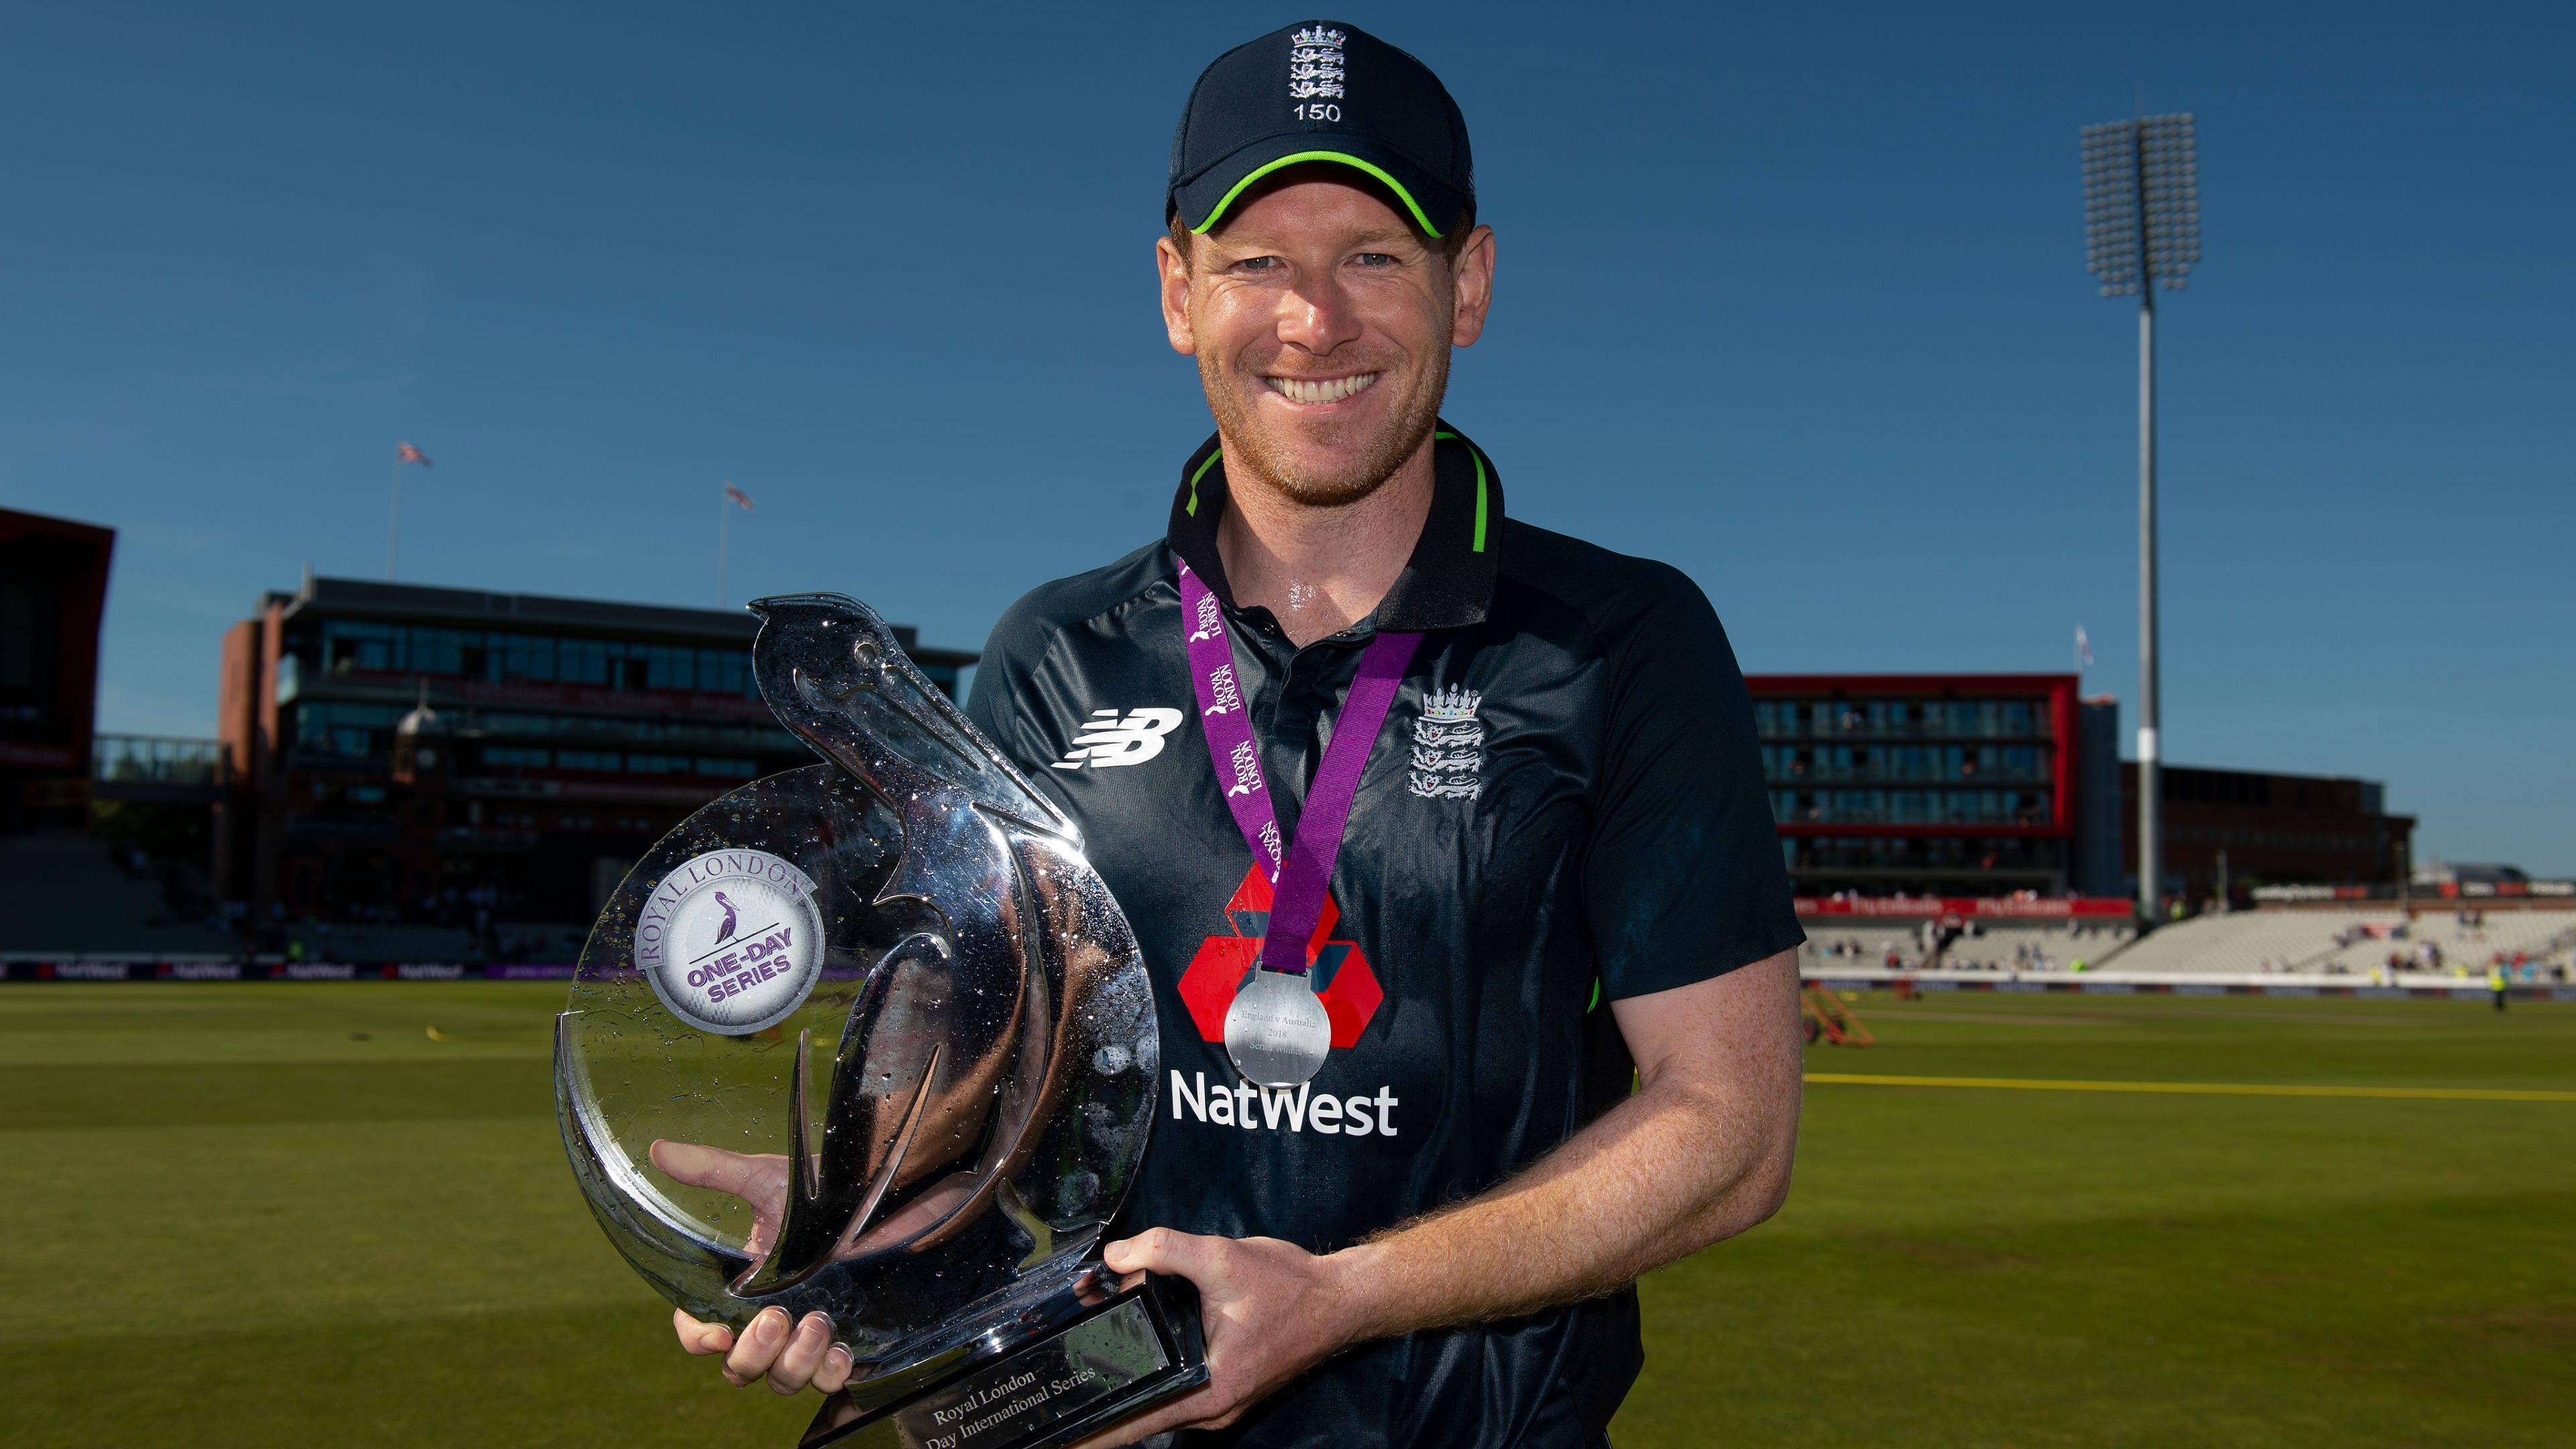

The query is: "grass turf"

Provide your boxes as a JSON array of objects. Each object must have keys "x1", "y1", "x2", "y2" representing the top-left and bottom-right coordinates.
[{"x1": 2, "y1": 985, "x2": 2569, "y2": 1446}]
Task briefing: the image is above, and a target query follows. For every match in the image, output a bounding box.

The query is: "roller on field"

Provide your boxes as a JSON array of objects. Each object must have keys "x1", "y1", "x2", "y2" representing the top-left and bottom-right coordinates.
[{"x1": 1800, "y1": 985, "x2": 1875, "y2": 1046}]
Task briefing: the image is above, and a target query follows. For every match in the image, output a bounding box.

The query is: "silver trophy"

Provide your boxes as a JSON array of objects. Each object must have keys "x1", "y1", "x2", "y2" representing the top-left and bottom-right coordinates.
[{"x1": 556, "y1": 593, "x2": 1203, "y2": 1448}]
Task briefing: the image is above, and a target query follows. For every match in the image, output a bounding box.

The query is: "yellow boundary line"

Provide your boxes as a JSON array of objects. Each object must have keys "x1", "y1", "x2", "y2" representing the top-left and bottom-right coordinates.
[{"x1": 1803, "y1": 1073, "x2": 2576, "y2": 1104}]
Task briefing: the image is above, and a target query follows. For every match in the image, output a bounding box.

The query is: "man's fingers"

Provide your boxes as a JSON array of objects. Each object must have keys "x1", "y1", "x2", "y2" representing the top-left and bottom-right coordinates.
[
  {"x1": 765, "y1": 1313, "x2": 835, "y2": 1396},
  {"x1": 813, "y1": 1344, "x2": 855, "y2": 1396},
  {"x1": 1068, "y1": 1378, "x2": 1230, "y2": 1448},
  {"x1": 651, "y1": 1139, "x2": 768, "y2": 1197},
  {"x1": 722, "y1": 1307, "x2": 793, "y2": 1388},
  {"x1": 673, "y1": 1307, "x2": 735, "y2": 1358},
  {"x1": 1103, "y1": 1227, "x2": 1224, "y2": 1284}
]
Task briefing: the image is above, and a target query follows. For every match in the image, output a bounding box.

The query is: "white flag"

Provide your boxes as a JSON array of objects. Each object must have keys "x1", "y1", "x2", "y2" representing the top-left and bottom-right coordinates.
[{"x1": 2076, "y1": 625, "x2": 2094, "y2": 667}]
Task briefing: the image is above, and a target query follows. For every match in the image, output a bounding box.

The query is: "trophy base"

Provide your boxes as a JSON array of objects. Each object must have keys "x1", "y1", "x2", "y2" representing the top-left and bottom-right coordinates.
[{"x1": 800, "y1": 1273, "x2": 1207, "y2": 1449}]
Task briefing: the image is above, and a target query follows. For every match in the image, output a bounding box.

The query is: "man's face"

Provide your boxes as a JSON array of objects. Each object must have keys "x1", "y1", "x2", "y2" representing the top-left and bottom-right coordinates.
[{"x1": 1159, "y1": 174, "x2": 1493, "y2": 506}]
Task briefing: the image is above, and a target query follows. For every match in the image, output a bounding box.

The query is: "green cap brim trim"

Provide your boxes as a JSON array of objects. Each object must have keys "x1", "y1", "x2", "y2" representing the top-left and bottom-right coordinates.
[{"x1": 1192, "y1": 150, "x2": 1444, "y2": 238}]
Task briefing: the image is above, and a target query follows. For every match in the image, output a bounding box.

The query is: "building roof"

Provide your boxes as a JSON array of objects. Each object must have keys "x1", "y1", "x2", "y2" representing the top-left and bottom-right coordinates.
[
  {"x1": 0, "y1": 506, "x2": 117, "y2": 546},
  {"x1": 269, "y1": 576, "x2": 976, "y2": 666},
  {"x1": 1747, "y1": 672, "x2": 2080, "y2": 693}
]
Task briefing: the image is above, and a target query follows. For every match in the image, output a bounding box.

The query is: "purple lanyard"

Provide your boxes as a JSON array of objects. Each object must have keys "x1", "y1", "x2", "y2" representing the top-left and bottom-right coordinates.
[{"x1": 1179, "y1": 562, "x2": 1421, "y2": 977}]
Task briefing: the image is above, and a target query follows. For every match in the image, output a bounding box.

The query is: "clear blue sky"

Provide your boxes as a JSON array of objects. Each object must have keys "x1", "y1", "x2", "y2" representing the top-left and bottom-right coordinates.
[{"x1": 4, "y1": 2, "x2": 2569, "y2": 871}]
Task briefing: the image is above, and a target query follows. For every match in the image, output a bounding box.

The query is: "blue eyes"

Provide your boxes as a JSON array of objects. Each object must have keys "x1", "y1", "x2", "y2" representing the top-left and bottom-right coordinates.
[{"x1": 1229, "y1": 254, "x2": 1401, "y2": 274}]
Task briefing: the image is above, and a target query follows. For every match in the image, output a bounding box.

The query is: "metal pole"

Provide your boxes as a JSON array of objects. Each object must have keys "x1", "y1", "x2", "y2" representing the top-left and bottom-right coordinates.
[
  {"x1": 717, "y1": 488, "x2": 730, "y2": 608},
  {"x1": 388, "y1": 458, "x2": 402, "y2": 580},
  {"x1": 2136, "y1": 233, "x2": 2161, "y2": 922},
  {"x1": 2086, "y1": 112, "x2": 2193, "y2": 924}
]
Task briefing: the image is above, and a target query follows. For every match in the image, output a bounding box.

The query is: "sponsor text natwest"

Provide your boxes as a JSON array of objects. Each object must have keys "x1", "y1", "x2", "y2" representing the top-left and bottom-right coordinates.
[{"x1": 1170, "y1": 1070, "x2": 1398, "y2": 1136}]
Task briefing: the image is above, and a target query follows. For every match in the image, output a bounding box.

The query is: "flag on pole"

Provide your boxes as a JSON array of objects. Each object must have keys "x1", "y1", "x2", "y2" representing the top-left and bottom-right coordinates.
[
  {"x1": 397, "y1": 442, "x2": 433, "y2": 468},
  {"x1": 716, "y1": 480, "x2": 753, "y2": 607},
  {"x1": 2076, "y1": 625, "x2": 2094, "y2": 667}
]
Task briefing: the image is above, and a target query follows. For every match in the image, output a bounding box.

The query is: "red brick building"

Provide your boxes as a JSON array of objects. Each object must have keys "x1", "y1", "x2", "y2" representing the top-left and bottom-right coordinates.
[
  {"x1": 1749, "y1": 672, "x2": 2412, "y2": 904},
  {"x1": 1748, "y1": 674, "x2": 2112, "y2": 897},
  {"x1": 0, "y1": 507, "x2": 115, "y2": 826},
  {"x1": 215, "y1": 575, "x2": 973, "y2": 926},
  {"x1": 2121, "y1": 762, "x2": 2413, "y2": 906}
]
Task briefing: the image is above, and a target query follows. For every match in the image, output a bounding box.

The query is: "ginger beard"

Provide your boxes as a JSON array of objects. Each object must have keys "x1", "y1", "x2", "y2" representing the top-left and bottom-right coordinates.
[{"x1": 1194, "y1": 300, "x2": 1452, "y2": 509}]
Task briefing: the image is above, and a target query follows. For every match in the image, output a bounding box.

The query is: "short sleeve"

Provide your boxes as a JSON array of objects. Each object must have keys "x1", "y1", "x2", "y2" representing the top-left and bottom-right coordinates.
[
  {"x1": 1582, "y1": 572, "x2": 1804, "y2": 999},
  {"x1": 963, "y1": 598, "x2": 1063, "y2": 782}
]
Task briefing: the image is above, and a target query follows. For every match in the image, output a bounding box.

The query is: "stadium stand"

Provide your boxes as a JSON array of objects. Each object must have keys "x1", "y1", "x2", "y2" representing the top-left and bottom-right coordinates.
[
  {"x1": 0, "y1": 830, "x2": 235, "y2": 956},
  {"x1": 276, "y1": 921, "x2": 474, "y2": 965},
  {"x1": 2312, "y1": 909, "x2": 2576, "y2": 976},
  {"x1": 1800, "y1": 918, "x2": 2134, "y2": 973},
  {"x1": 272, "y1": 919, "x2": 589, "y2": 965},
  {"x1": 2091, "y1": 909, "x2": 2404, "y2": 975},
  {"x1": 2083, "y1": 907, "x2": 2576, "y2": 976},
  {"x1": 1935, "y1": 919, "x2": 2133, "y2": 972},
  {"x1": 494, "y1": 921, "x2": 591, "y2": 963}
]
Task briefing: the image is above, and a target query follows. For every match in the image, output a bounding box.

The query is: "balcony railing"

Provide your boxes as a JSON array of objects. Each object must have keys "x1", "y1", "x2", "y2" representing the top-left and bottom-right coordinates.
[{"x1": 93, "y1": 735, "x2": 227, "y2": 788}]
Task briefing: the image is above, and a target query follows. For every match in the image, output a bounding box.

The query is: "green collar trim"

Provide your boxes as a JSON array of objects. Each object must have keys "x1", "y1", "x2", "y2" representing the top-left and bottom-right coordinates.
[
  {"x1": 1434, "y1": 430, "x2": 1488, "y2": 553},
  {"x1": 1168, "y1": 423, "x2": 1499, "y2": 632},
  {"x1": 1185, "y1": 449, "x2": 1224, "y2": 517}
]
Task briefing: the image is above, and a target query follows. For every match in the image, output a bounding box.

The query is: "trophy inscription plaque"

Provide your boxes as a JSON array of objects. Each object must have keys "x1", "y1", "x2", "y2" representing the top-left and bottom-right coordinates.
[{"x1": 556, "y1": 593, "x2": 1203, "y2": 1448}]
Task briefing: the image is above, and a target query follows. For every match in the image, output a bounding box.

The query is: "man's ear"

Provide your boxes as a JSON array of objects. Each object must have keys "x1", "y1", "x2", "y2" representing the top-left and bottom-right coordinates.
[
  {"x1": 1449, "y1": 225, "x2": 1497, "y2": 348},
  {"x1": 1157, "y1": 235, "x2": 1198, "y2": 356}
]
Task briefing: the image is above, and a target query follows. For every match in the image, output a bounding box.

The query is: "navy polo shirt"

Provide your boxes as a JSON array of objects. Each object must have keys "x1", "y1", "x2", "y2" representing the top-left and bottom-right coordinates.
[{"x1": 965, "y1": 424, "x2": 1801, "y2": 1447}]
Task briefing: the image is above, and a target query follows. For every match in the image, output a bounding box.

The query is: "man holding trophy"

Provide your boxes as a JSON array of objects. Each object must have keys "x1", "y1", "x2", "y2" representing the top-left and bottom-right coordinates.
[{"x1": 603, "y1": 20, "x2": 1803, "y2": 1448}]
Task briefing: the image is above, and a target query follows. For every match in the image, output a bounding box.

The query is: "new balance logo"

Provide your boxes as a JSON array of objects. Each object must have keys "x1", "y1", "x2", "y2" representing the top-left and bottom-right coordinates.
[{"x1": 1053, "y1": 708, "x2": 1183, "y2": 769}]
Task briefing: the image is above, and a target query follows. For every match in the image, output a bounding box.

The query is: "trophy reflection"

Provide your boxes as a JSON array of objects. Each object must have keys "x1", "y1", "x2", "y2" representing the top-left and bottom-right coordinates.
[{"x1": 555, "y1": 593, "x2": 1202, "y2": 1448}]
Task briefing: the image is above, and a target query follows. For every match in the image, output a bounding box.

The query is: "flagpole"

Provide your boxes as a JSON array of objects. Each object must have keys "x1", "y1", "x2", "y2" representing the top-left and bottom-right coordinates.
[
  {"x1": 388, "y1": 456, "x2": 402, "y2": 580},
  {"x1": 717, "y1": 484, "x2": 730, "y2": 608}
]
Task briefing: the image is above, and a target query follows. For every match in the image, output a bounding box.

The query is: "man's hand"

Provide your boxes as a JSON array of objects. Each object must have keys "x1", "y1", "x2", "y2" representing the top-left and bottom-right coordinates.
[
  {"x1": 650, "y1": 951, "x2": 1797, "y2": 1427},
  {"x1": 1081, "y1": 953, "x2": 1801, "y2": 1441},
  {"x1": 652, "y1": 1139, "x2": 854, "y2": 1397},
  {"x1": 1071, "y1": 1228, "x2": 1375, "y2": 1448},
  {"x1": 651, "y1": 1139, "x2": 788, "y2": 1254}
]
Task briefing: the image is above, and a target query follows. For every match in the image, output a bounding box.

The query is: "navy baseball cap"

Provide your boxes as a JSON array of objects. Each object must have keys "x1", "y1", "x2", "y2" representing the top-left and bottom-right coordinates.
[{"x1": 1167, "y1": 21, "x2": 1474, "y2": 239}]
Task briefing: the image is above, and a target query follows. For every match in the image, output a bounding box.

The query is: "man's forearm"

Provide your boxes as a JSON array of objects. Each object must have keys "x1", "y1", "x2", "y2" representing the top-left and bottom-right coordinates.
[{"x1": 1322, "y1": 960, "x2": 1802, "y2": 1341}]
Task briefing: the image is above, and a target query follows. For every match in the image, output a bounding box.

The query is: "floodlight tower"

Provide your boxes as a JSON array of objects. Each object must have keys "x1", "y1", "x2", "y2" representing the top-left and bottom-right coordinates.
[{"x1": 2082, "y1": 112, "x2": 2199, "y2": 921}]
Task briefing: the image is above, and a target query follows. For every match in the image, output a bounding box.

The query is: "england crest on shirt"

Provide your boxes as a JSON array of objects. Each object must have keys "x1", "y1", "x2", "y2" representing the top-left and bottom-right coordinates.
[{"x1": 1405, "y1": 684, "x2": 1484, "y2": 800}]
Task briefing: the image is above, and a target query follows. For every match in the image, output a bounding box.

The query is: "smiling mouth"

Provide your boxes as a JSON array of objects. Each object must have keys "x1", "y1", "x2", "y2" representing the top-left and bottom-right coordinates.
[{"x1": 1265, "y1": 372, "x2": 1381, "y2": 406}]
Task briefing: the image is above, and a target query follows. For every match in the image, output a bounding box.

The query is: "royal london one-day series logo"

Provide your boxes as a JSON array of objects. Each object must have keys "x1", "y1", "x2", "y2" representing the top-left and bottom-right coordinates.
[{"x1": 634, "y1": 848, "x2": 826, "y2": 1036}]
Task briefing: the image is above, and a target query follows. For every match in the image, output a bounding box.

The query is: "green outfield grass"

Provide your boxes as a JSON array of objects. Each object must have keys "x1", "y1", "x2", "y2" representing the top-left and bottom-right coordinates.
[{"x1": 3, "y1": 985, "x2": 2569, "y2": 1447}]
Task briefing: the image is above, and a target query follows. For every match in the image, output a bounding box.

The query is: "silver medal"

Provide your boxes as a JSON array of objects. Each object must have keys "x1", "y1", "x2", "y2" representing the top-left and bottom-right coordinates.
[{"x1": 1224, "y1": 967, "x2": 1334, "y2": 1087}]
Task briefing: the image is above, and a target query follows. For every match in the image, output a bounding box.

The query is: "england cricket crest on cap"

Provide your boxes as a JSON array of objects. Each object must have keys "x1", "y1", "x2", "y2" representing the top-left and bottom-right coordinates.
[
  {"x1": 1406, "y1": 684, "x2": 1484, "y2": 801},
  {"x1": 1288, "y1": 25, "x2": 1347, "y2": 100}
]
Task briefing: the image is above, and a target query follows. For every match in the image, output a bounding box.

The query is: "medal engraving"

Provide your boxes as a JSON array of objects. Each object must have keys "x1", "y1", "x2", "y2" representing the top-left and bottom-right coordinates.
[{"x1": 1223, "y1": 967, "x2": 1334, "y2": 1087}]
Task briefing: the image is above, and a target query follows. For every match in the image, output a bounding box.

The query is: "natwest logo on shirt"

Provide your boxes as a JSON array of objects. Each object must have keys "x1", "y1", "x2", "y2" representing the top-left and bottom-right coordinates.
[
  {"x1": 1171, "y1": 1071, "x2": 1398, "y2": 1137},
  {"x1": 1169, "y1": 865, "x2": 1403, "y2": 1135},
  {"x1": 1051, "y1": 707, "x2": 1183, "y2": 769},
  {"x1": 1177, "y1": 865, "x2": 1383, "y2": 1049}
]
